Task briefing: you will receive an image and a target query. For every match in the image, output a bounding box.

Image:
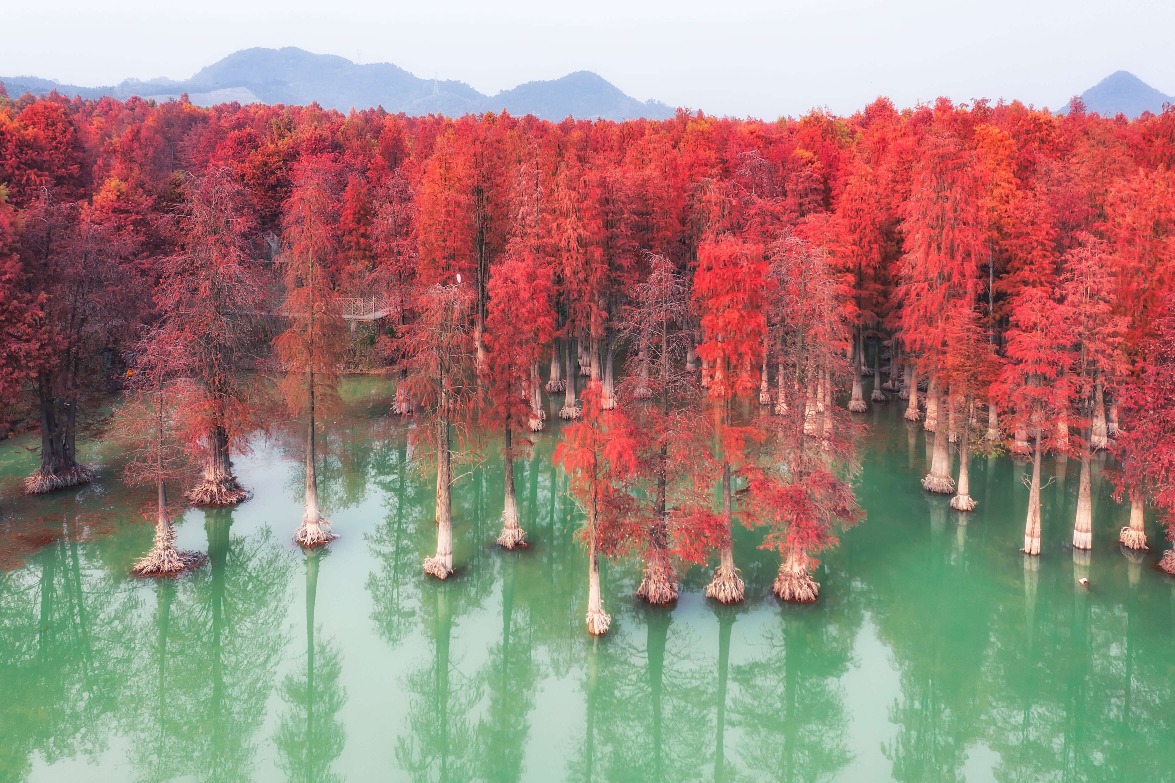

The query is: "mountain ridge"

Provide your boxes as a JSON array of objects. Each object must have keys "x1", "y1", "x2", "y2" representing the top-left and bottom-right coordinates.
[{"x1": 0, "y1": 46, "x2": 675, "y2": 121}]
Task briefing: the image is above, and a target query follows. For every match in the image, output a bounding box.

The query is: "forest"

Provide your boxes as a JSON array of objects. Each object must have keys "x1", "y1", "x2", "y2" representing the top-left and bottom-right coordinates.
[{"x1": 1, "y1": 88, "x2": 1173, "y2": 637}]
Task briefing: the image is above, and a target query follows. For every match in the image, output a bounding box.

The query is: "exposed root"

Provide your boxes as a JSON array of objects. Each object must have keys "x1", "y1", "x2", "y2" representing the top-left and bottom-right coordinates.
[
  {"x1": 633, "y1": 386, "x2": 653, "y2": 400},
  {"x1": 705, "y1": 564, "x2": 745, "y2": 604},
  {"x1": 545, "y1": 379, "x2": 566, "y2": 393},
  {"x1": 903, "y1": 407, "x2": 920, "y2": 422},
  {"x1": 950, "y1": 494, "x2": 977, "y2": 512},
  {"x1": 558, "y1": 403, "x2": 582, "y2": 420},
  {"x1": 773, "y1": 568, "x2": 819, "y2": 604},
  {"x1": 185, "y1": 477, "x2": 249, "y2": 507},
  {"x1": 496, "y1": 525, "x2": 528, "y2": 550},
  {"x1": 601, "y1": 393, "x2": 617, "y2": 410},
  {"x1": 528, "y1": 414, "x2": 545, "y2": 432},
  {"x1": 586, "y1": 607, "x2": 611, "y2": 636},
  {"x1": 871, "y1": 389, "x2": 887, "y2": 402},
  {"x1": 24, "y1": 464, "x2": 96, "y2": 495},
  {"x1": 882, "y1": 379, "x2": 899, "y2": 392},
  {"x1": 849, "y1": 399, "x2": 868, "y2": 413},
  {"x1": 636, "y1": 558, "x2": 679, "y2": 605},
  {"x1": 1072, "y1": 529, "x2": 1092, "y2": 551},
  {"x1": 294, "y1": 519, "x2": 338, "y2": 549},
  {"x1": 922, "y1": 473, "x2": 956, "y2": 494},
  {"x1": 423, "y1": 556, "x2": 454, "y2": 580},
  {"x1": 760, "y1": 388, "x2": 772, "y2": 406},
  {"x1": 1119, "y1": 526, "x2": 1148, "y2": 551},
  {"x1": 132, "y1": 524, "x2": 208, "y2": 578},
  {"x1": 1158, "y1": 549, "x2": 1175, "y2": 576}
]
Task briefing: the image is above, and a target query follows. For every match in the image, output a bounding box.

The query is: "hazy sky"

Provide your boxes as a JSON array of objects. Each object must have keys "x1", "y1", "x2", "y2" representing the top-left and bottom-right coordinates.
[{"x1": 3, "y1": 0, "x2": 1172, "y2": 118}]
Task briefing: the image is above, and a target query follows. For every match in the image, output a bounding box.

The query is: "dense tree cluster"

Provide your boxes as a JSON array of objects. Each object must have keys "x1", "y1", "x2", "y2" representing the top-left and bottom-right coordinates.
[{"x1": 1, "y1": 91, "x2": 1173, "y2": 631}]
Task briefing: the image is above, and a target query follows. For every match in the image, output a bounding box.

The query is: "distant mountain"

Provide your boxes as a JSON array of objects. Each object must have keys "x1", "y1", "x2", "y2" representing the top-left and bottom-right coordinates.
[
  {"x1": 1071, "y1": 71, "x2": 1171, "y2": 119},
  {"x1": 0, "y1": 46, "x2": 675, "y2": 121}
]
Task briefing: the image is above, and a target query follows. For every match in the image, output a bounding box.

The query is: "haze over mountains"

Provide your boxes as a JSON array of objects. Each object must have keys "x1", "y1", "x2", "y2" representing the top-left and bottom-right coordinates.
[{"x1": 1, "y1": 47, "x2": 1170, "y2": 120}]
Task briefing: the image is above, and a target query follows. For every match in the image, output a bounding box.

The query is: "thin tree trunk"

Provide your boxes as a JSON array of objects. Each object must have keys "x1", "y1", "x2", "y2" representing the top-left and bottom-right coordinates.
[
  {"x1": 295, "y1": 370, "x2": 337, "y2": 548},
  {"x1": 924, "y1": 377, "x2": 939, "y2": 432},
  {"x1": 559, "y1": 340, "x2": 580, "y2": 419},
  {"x1": 601, "y1": 333, "x2": 617, "y2": 409},
  {"x1": 871, "y1": 345, "x2": 886, "y2": 402},
  {"x1": 951, "y1": 427, "x2": 976, "y2": 511},
  {"x1": 528, "y1": 362, "x2": 545, "y2": 431},
  {"x1": 1022, "y1": 434, "x2": 1042, "y2": 556},
  {"x1": 1091, "y1": 381, "x2": 1109, "y2": 450},
  {"x1": 585, "y1": 515, "x2": 610, "y2": 635},
  {"x1": 986, "y1": 403, "x2": 1000, "y2": 442},
  {"x1": 497, "y1": 421, "x2": 526, "y2": 549},
  {"x1": 903, "y1": 365, "x2": 920, "y2": 419},
  {"x1": 1072, "y1": 440, "x2": 1093, "y2": 550},
  {"x1": 706, "y1": 460, "x2": 745, "y2": 604},
  {"x1": 424, "y1": 411, "x2": 454, "y2": 578}
]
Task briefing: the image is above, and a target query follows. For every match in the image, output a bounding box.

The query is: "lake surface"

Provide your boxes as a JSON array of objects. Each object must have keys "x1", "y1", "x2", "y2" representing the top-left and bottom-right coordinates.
[{"x1": 0, "y1": 379, "x2": 1171, "y2": 782}]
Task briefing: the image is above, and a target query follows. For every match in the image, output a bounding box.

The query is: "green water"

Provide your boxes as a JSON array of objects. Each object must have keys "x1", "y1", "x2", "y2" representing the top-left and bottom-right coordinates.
[{"x1": 0, "y1": 379, "x2": 1171, "y2": 783}]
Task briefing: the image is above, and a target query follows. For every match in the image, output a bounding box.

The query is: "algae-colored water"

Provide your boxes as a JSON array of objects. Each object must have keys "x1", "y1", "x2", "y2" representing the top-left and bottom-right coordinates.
[{"x1": 0, "y1": 379, "x2": 1171, "y2": 782}]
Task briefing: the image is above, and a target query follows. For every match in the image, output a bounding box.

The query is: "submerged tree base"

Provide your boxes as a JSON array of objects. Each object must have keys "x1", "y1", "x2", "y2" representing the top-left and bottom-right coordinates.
[
  {"x1": 705, "y1": 564, "x2": 745, "y2": 604},
  {"x1": 294, "y1": 519, "x2": 338, "y2": 549},
  {"x1": 132, "y1": 546, "x2": 208, "y2": 578},
  {"x1": 423, "y1": 556, "x2": 454, "y2": 580},
  {"x1": 871, "y1": 389, "x2": 887, "y2": 402},
  {"x1": 636, "y1": 560, "x2": 679, "y2": 605},
  {"x1": 496, "y1": 525, "x2": 528, "y2": 550},
  {"x1": 922, "y1": 473, "x2": 956, "y2": 494},
  {"x1": 849, "y1": 399, "x2": 868, "y2": 413},
  {"x1": 950, "y1": 494, "x2": 977, "y2": 512},
  {"x1": 186, "y1": 477, "x2": 249, "y2": 507},
  {"x1": 586, "y1": 606, "x2": 611, "y2": 636},
  {"x1": 1119, "y1": 526, "x2": 1148, "y2": 551},
  {"x1": 1159, "y1": 549, "x2": 1175, "y2": 576},
  {"x1": 773, "y1": 568, "x2": 819, "y2": 603},
  {"x1": 1072, "y1": 529, "x2": 1092, "y2": 550},
  {"x1": 24, "y1": 464, "x2": 96, "y2": 495},
  {"x1": 558, "y1": 404, "x2": 582, "y2": 420},
  {"x1": 545, "y1": 379, "x2": 566, "y2": 393}
]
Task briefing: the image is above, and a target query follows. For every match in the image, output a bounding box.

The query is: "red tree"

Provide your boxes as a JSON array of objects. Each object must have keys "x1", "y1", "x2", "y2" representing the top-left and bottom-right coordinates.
[
  {"x1": 693, "y1": 235, "x2": 771, "y2": 603},
  {"x1": 553, "y1": 384, "x2": 640, "y2": 635},
  {"x1": 275, "y1": 154, "x2": 346, "y2": 548}
]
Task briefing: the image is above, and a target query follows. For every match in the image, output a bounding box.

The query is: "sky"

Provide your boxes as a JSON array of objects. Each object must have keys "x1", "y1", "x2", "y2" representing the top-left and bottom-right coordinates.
[{"x1": 2, "y1": 0, "x2": 1173, "y2": 118}]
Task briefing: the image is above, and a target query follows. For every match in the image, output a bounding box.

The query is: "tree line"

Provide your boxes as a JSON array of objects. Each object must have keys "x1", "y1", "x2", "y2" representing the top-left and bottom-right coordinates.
[{"x1": 0, "y1": 90, "x2": 1172, "y2": 634}]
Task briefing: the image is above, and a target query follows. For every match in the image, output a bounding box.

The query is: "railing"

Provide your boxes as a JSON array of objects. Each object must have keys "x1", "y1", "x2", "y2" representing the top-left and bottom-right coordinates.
[{"x1": 338, "y1": 296, "x2": 394, "y2": 321}]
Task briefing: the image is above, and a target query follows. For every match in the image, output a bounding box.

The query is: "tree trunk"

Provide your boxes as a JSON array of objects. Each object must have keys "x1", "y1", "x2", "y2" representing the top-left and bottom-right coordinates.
[
  {"x1": 295, "y1": 370, "x2": 337, "y2": 548},
  {"x1": 849, "y1": 373, "x2": 867, "y2": 412},
  {"x1": 589, "y1": 335, "x2": 601, "y2": 383},
  {"x1": 947, "y1": 393, "x2": 959, "y2": 443},
  {"x1": 1072, "y1": 441, "x2": 1093, "y2": 550},
  {"x1": 772, "y1": 547, "x2": 819, "y2": 603},
  {"x1": 1022, "y1": 434, "x2": 1042, "y2": 556},
  {"x1": 601, "y1": 334, "x2": 617, "y2": 410},
  {"x1": 903, "y1": 365, "x2": 920, "y2": 419},
  {"x1": 635, "y1": 346, "x2": 653, "y2": 399},
  {"x1": 424, "y1": 412, "x2": 455, "y2": 578},
  {"x1": 759, "y1": 351, "x2": 771, "y2": 406},
  {"x1": 922, "y1": 424, "x2": 955, "y2": 494},
  {"x1": 559, "y1": 340, "x2": 580, "y2": 419},
  {"x1": 1011, "y1": 426, "x2": 1031, "y2": 457},
  {"x1": 25, "y1": 384, "x2": 93, "y2": 494},
  {"x1": 528, "y1": 362, "x2": 545, "y2": 432},
  {"x1": 924, "y1": 377, "x2": 939, "y2": 432},
  {"x1": 871, "y1": 346, "x2": 887, "y2": 402},
  {"x1": 950, "y1": 428, "x2": 976, "y2": 511},
  {"x1": 497, "y1": 422, "x2": 526, "y2": 549},
  {"x1": 186, "y1": 424, "x2": 248, "y2": 506},
  {"x1": 638, "y1": 444, "x2": 678, "y2": 605},
  {"x1": 1091, "y1": 381, "x2": 1109, "y2": 450},
  {"x1": 585, "y1": 526, "x2": 610, "y2": 635},
  {"x1": 1107, "y1": 402, "x2": 1120, "y2": 438},
  {"x1": 1119, "y1": 493, "x2": 1148, "y2": 550},
  {"x1": 774, "y1": 350, "x2": 789, "y2": 414},
  {"x1": 545, "y1": 341, "x2": 565, "y2": 392},
  {"x1": 705, "y1": 461, "x2": 745, "y2": 604},
  {"x1": 133, "y1": 480, "x2": 207, "y2": 577},
  {"x1": 986, "y1": 403, "x2": 1000, "y2": 442}
]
